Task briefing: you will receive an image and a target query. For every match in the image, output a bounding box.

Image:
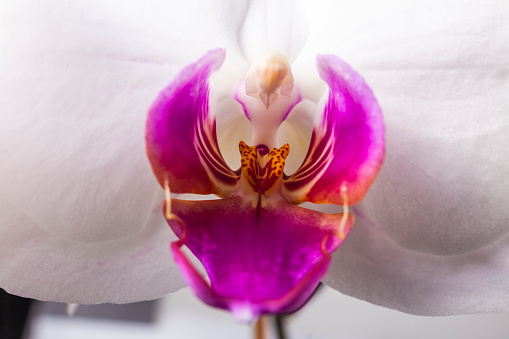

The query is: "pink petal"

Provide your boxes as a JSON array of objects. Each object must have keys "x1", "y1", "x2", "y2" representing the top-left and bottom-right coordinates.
[
  {"x1": 284, "y1": 54, "x2": 385, "y2": 205},
  {"x1": 164, "y1": 197, "x2": 353, "y2": 321},
  {"x1": 146, "y1": 49, "x2": 240, "y2": 196}
]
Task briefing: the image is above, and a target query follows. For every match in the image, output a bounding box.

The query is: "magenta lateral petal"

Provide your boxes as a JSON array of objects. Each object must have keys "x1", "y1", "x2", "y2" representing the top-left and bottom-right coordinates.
[
  {"x1": 146, "y1": 49, "x2": 239, "y2": 196},
  {"x1": 284, "y1": 55, "x2": 385, "y2": 205},
  {"x1": 164, "y1": 197, "x2": 353, "y2": 321}
]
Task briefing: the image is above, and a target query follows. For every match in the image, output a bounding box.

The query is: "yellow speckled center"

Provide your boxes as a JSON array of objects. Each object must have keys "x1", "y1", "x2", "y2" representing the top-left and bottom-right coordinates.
[{"x1": 239, "y1": 141, "x2": 289, "y2": 195}]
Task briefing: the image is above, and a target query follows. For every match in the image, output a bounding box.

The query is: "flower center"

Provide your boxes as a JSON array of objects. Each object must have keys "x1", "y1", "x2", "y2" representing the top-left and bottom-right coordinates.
[
  {"x1": 245, "y1": 50, "x2": 294, "y2": 109},
  {"x1": 236, "y1": 50, "x2": 301, "y2": 150},
  {"x1": 239, "y1": 141, "x2": 289, "y2": 195}
]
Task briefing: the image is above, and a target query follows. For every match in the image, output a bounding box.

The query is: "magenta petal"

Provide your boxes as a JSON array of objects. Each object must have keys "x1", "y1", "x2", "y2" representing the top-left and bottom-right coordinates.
[
  {"x1": 284, "y1": 54, "x2": 385, "y2": 205},
  {"x1": 146, "y1": 49, "x2": 239, "y2": 196},
  {"x1": 164, "y1": 197, "x2": 353, "y2": 321}
]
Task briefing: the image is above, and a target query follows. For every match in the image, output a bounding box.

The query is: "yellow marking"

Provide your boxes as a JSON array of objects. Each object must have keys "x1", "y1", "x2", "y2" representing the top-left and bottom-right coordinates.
[
  {"x1": 239, "y1": 141, "x2": 258, "y2": 188},
  {"x1": 162, "y1": 176, "x2": 189, "y2": 243},
  {"x1": 238, "y1": 141, "x2": 290, "y2": 195},
  {"x1": 164, "y1": 176, "x2": 172, "y2": 219},
  {"x1": 261, "y1": 62, "x2": 287, "y2": 95},
  {"x1": 338, "y1": 185, "x2": 349, "y2": 240}
]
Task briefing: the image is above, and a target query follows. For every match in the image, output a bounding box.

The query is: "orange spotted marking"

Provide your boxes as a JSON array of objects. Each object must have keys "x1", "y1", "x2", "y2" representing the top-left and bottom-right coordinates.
[{"x1": 239, "y1": 141, "x2": 289, "y2": 195}]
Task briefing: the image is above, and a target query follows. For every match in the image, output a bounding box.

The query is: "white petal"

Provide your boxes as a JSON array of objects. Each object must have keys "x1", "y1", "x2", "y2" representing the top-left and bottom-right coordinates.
[
  {"x1": 0, "y1": 196, "x2": 185, "y2": 303},
  {"x1": 0, "y1": 0, "x2": 248, "y2": 302},
  {"x1": 0, "y1": 0, "x2": 247, "y2": 243},
  {"x1": 215, "y1": 96, "x2": 252, "y2": 170},
  {"x1": 300, "y1": 0, "x2": 509, "y2": 254},
  {"x1": 238, "y1": 0, "x2": 309, "y2": 63},
  {"x1": 276, "y1": 100, "x2": 315, "y2": 174},
  {"x1": 325, "y1": 202, "x2": 509, "y2": 315}
]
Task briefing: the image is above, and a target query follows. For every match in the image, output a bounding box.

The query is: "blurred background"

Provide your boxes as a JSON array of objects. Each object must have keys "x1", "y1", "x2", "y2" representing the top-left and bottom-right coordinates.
[{"x1": 4, "y1": 286, "x2": 509, "y2": 339}]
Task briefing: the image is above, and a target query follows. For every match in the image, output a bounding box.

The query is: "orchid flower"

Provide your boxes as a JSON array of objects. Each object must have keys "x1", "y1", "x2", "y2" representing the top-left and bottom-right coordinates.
[
  {"x1": 144, "y1": 45, "x2": 384, "y2": 320},
  {"x1": 1, "y1": 0, "x2": 509, "y2": 322}
]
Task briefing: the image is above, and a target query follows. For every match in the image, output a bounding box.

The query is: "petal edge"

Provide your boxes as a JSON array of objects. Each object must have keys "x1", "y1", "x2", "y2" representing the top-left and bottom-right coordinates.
[
  {"x1": 284, "y1": 54, "x2": 385, "y2": 205},
  {"x1": 146, "y1": 49, "x2": 239, "y2": 196}
]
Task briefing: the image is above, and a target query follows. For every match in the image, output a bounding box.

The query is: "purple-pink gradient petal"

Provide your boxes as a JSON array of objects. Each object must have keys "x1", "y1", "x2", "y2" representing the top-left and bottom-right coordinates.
[
  {"x1": 164, "y1": 197, "x2": 353, "y2": 321},
  {"x1": 146, "y1": 49, "x2": 238, "y2": 196},
  {"x1": 284, "y1": 54, "x2": 385, "y2": 205}
]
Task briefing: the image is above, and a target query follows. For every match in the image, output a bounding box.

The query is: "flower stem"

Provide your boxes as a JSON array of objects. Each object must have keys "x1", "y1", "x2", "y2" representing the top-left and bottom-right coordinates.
[
  {"x1": 275, "y1": 315, "x2": 287, "y2": 339},
  {"x1": 253, "y1": 316, "x2": 266, "y2": 339}
]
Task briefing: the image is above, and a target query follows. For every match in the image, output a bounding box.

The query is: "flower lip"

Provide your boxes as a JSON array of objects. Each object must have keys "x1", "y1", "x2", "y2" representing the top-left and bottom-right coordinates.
[{"x1": 164, "y1": 197, "x2": 353, "y2": 322}]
